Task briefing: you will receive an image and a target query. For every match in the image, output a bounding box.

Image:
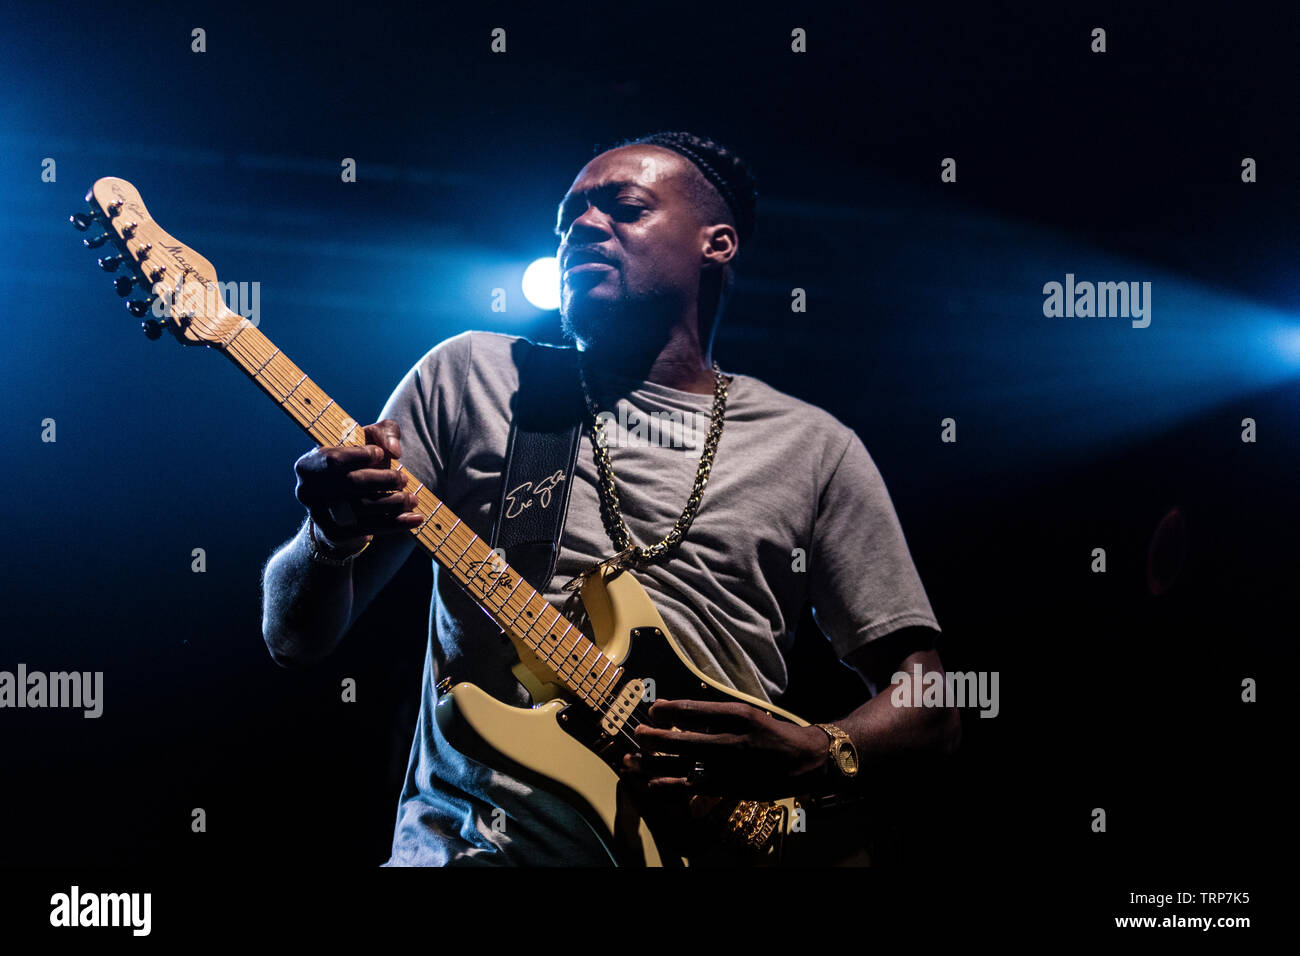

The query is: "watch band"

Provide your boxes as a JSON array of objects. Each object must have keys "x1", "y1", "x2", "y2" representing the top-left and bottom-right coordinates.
[
  {"x1": 815, "y1": 722, "x2": 860, "y2": 779},
  {"x1": 307, "y1": 517, "x2": 372, "y2": 567}
]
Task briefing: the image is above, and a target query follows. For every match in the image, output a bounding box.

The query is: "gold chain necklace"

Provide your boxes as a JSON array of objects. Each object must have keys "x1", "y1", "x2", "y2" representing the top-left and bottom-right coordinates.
[{"x1": 577, "y1": 359, "x2": 731, "y2": 568}]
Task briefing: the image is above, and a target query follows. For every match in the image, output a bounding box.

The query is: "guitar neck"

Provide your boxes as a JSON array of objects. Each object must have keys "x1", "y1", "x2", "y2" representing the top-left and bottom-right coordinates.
[{"x1": 219, "y1": 320, "x2": 621, "y2": 708}]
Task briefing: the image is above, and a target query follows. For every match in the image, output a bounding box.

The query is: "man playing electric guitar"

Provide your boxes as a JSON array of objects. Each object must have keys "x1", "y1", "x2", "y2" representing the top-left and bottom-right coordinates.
[{"x1": 260, "y1": 131, "x2": 960, "y2": 865}]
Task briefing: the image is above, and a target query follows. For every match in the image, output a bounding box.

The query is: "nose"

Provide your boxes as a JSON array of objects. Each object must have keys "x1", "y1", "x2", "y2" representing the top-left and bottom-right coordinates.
[{"x1": 563, "y1": 203, "x2": 612, "y2": 245}]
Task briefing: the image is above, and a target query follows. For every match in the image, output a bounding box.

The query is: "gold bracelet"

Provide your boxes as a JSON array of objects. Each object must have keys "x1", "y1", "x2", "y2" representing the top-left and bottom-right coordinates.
[{"x1": 307, "y1": 518, "x2": 372, "y2": 566}]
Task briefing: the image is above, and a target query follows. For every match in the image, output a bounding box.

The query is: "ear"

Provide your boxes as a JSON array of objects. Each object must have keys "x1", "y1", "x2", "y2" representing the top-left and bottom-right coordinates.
[{"x1": 701, "y1": 223, "x2": 738, "y2": 270}]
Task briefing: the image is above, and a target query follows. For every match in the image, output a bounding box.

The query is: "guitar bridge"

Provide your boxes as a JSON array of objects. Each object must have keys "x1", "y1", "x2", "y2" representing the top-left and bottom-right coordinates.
[{"x1": 687, "y1": 795, "x2": 790, "y2": 859}]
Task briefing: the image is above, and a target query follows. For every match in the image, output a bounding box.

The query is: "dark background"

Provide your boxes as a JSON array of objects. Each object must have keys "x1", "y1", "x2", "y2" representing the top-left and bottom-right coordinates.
[{"x1": 0, "y1": 0, "x2": 1288, "y2": 920}]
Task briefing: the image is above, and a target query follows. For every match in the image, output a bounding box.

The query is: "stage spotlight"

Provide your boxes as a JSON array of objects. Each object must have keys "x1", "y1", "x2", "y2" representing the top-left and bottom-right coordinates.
[
  {"x1": 1276, "y1": 327, "x2": 1300, "y2": 362},
  {"x1": 522, "y1": 256, "x2": 560, "y2": 310}
]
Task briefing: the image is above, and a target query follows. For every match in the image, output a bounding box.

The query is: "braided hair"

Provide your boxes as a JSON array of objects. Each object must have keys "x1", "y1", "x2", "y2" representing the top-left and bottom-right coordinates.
[{"x1": 612, "y1": 131, "x2": 759, "y2": 253}]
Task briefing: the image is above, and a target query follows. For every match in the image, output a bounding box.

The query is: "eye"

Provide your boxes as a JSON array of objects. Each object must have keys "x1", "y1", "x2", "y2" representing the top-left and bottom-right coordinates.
[{"x1": 611, "y1": 201, "x2": 646, "y2": 222}]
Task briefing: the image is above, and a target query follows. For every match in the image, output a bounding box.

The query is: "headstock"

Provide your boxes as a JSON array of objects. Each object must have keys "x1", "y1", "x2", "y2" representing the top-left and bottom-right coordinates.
[{"x1": 71, "y1": 177, "x2": 244, "y2": 346}]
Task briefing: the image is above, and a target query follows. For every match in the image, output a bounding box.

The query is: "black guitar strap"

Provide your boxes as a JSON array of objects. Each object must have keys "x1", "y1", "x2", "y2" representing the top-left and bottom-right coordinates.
[{"x1": 488, "y1": 339, "x2": 586, "y2": 592}]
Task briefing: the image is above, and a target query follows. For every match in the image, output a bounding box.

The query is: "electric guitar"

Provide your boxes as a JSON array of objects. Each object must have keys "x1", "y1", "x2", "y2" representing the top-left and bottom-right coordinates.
[{"x1": 71, "y1": 177, "x2": 871, "y2": 866}]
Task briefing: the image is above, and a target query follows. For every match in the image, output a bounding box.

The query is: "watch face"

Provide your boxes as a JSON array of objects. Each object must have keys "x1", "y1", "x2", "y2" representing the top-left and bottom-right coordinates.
[{"x1": 835, "y1": 744, "x2": 859, "y2": 775}]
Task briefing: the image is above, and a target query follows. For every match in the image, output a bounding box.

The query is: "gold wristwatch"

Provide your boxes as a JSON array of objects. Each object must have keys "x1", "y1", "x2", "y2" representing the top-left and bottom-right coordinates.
[{"x1": 814, "y1": 722, "x2": 860, "y2": 778}]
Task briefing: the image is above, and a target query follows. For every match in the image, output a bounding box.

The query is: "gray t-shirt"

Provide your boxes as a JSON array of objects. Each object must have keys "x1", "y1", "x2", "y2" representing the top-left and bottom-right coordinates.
[{"x1": 377, "y1": 330, "x2": 939, "y2": 865}]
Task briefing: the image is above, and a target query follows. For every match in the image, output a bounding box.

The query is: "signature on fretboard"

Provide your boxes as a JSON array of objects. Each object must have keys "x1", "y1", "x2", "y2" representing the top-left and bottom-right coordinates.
[
  {"x1": 504, "y1": 470, "x2": 567, "y2": 519},
  {"x1": 463, "y1": 559, "x2": 512, "y2": 600}
]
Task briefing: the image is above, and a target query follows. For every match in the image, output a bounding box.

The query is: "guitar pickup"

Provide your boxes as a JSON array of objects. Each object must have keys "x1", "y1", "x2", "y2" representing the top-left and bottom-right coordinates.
[{"x1": 599, "y1": 678, "x2": 645, "y2": 737}]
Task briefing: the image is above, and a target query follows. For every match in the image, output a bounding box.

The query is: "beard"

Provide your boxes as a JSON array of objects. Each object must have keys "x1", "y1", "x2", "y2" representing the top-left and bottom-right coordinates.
[
  {"x1": 559, "y1": 290, "x2": 620, "y2": 350},
  {"x1": 560, "y1": 276, "x2": 679, "y2": 355}
]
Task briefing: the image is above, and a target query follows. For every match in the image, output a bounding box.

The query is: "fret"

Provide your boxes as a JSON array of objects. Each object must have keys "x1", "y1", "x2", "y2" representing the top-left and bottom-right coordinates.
[
  {"x1": 549, "y1": 624, "x2": 584, "y2": 682},
  {"x1": 416, "y1": 501, "x2": 444, "y2": 533},
  {"x1": 593, "y1": 662, "x2": 622, "y2": 705},
  {"x1": 433, "y1": 517, "x2": 462, "y2": 551},
  {"x1": 281, "y1": 372, "x2": 327, "y2": 426},
  {"x1": 450, "y1": 534, "x2": 479, "y2": 571},
  {"x1": 569, "y1": 642, "x2": 598, "y2": 686},
  {"x1": 520, "y1": 602, "x2": 549, "y2": 640},
  {"x1": 535, "y1": 618, "x2": 562, "y2": 653},
  {"x1": 306, "y1": 397, "x2": 334, "y2": 429},
  {"x1": 554, "y1": 621, "x2": 578, "y2": 659},
  {"x1": 482, "y1": 575, "x2": 525, "y2": 622},
  {"x1": 471, "y1": 571, "x2": 511, "y2": 612},
  {"x1": 595, "y1": 655, "x2": 614, "y2": 691},
  {"x1": 252, "y1": 347, "x2": 281, "y2": 378},
  {"x1": 533, "y1": 608, "x2": 574, "y2": 660},
  {"x1": 559, "y1": 632, "x2": 592, "y2": 684},
  {"x1": 507, "y1": 589, "x2": 539, "y2": 633},
  {"x1": 573, "y1": 643, "x2": 603, "y2": 694},
  {"x1": 472, "y1": 556, "x2": 515, "y2": 613},
  {"x1": 531, "y1": 632, "x2": 562, "y2": 672},
  {"x1": 499, "y1": 575, "x2": 524, "y2": 610},
  {"x1": 226, "y1": 322, "x2": 255, "y2": 354},
  {"x1": 578, "y1": 653, "x2": 608, "y2": 700},
  {"x1": 555, "y1": 624, "x2": 585, "y2": 664}
]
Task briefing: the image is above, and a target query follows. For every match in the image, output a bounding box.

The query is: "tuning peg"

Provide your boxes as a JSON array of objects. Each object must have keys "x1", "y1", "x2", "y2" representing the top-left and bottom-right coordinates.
[
  {"x1": 122, "y1": 222, "x2": 138, "y2": 238},
  {"x1": 98, "y1": 254, "x2": 123, "y2": 272},
  {"x1": 114, "y1": 275, "x2": 137, "y2": 297},
  {"x1": 106, "y1": 199, "x2": 123, "y2": 217},
  {"x1": 126, "y1": 299, "x2": 153, "y2": 318},
  {"x1": 140, "y1": 318, "x2": 165, "y2": 340},
  {"x1": 83, "y1": 232, "x2": 110, "y2": 249},
  {"x1": 70, "y1": 212, "x2": 94, "y2": 231}
]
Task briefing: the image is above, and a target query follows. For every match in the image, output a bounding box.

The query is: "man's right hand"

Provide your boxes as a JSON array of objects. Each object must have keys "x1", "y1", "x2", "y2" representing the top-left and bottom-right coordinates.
[{"x1": 293, "y1": 419, "x2": 424, "y2": 548}]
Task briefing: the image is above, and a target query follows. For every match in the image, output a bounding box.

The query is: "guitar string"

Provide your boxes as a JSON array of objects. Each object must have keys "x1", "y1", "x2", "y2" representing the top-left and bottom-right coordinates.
[{"x1": 187, "y1": 307, "x2": 654, "y2": 752}]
